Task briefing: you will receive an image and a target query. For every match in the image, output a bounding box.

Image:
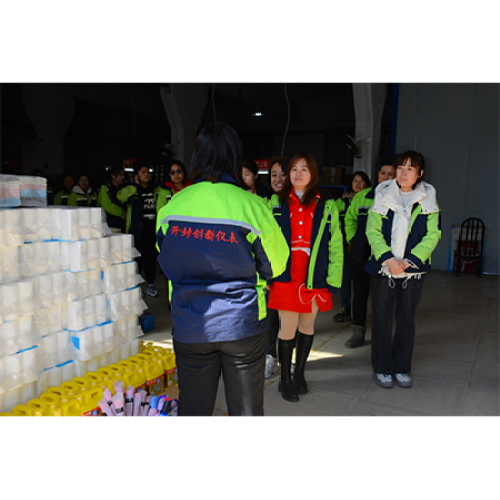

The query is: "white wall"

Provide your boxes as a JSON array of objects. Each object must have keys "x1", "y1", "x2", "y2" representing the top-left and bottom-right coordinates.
[{"x1": 395, "y1": 83, "x2": 499, "y2": 275}]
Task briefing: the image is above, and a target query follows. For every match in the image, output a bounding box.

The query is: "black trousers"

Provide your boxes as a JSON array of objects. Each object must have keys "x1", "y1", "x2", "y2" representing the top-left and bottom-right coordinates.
[
  {"x1": 134, "y1": 239, "x2": 158, "y2": 285},
  {"x1": 370, "y1": 274, "x2": 424, "y2": 375},
  {"x1": 351, "y1": 259, "x2": 370, "y2": 326},
  {"x1": 173, "y1": 332, "x2": 267, "y2": 416}
]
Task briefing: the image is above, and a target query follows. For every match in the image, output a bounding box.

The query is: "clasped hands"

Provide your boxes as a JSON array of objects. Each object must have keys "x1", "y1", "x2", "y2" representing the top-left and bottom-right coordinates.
[{"x1": 386, "y1": 257, "x2": 411, "y2": 276}]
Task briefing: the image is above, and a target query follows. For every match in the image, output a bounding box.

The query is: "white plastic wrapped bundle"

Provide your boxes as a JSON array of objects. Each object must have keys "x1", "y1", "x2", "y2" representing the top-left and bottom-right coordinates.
[
  {"x1": 18, "y1": 280, "x2": 35, "y2": 315},
  {"x1": 20, "y1": 208, "x2": 39, "y2": 243},
  {"x1": 19, "y1": 175, "x2": 47, "y2": 207},
  {"x1": 40, "y1": 330, "x2": 71, "y2": 369},
  {"x1": 99, "y1": 352, "x2": 111, "y2": 369},
  {"x1": 34, "y1": 308, "x2": 50, "y2": 337},
  {"x1": 58, "y1": 360, "x2": 75, "y2": 385},
  {"x1": 115, "y1": 263, "x2": 127, "y2": 291},
  {"x1": 94, "y1": 293, "x2": 109, "y2": 325},
  {"x1": 125, "y1": 261, "x2": 143, "y2": 289},
  {"x1": 71, "y1": 328, "x2": 93, "y2": 361},
  {"x1": 1, "y1": 282, "x2": 19, "y2": 319},
  {"x1": 87, "y1": 238, "x2": 100, "y2": 271},
  {"x1": 101, "y1": 323, "x2": 115, "y2": 354},
  {"x1": 60, "y1": 207, "x2": 80, "y2": 242},
  {"x1": 90, "y1": 269, "x2": 101, "y2": 296},
  {"x1": 73, "y1": 357, "x2": 99, "y2": 377},
  {"x1": 65, "y1": 299, "x2": 85, "y2": 332},
  {"x1": 121, "y1": 234, "x2": 140, "y2": 262},
  {"x1": 91, "y1": 325, "x2": 104, "y2": 358},
  {"x1": 0, "y1": 174, "x2": 21, "y2": 207},
  {"x1": 100, "y1": 235, "x2": 111, "y2": 268},
  {"x1": 36, "y1": 273, "x2": 53, "y2": 309},
  {"x1": 71, "y1": 240, "x2": 88, "y2": 272},
  {"x1": 127, "y1": 314, "x2": 143, "y2": 339},
  {"x1": 110, "y1": 234, "x2": 122, "y2": 264},
  {"x1": 1, "y1": 246, "x2": 20, "y2": 283},
  {"x1": 20, "y1": 381, "x2": 37, "y2": 406},
  {"x1": 119, "y1": 341, "x2": 131, "y2": 360},
  {"x1": 2, "y1": 209, "x2": 25, "y2": 247},
  {"x1": 32, "y1": 242, "x2": 51, "y2": 275},
  {"x1": 76, "y1": 271, "x2": 91, "y2": 298},
  {"x1": 90, "y1": 207, "x2": 103, "y2": 239},
  {"x1": 17, "y1": 315, "x2": 35, "y2": 351},
  {"x1": 130, "y1": 287, "x2": 147, "y2": 316},
  {"x1": 51, "y1": 272, "x2": 67, "y2": 305},
  {"x1": 129, "y1": 338, "x2": 140, "y2": 356},
  {"x1": 0, "y1": 386, "x2": 22, "y2": 413},
  {"x1": 46, "y1": 241, "x2": 61, "y2": 273},
  {"x1": 78, "y1": 208, "x2": 92, "y2": 240},
  {"x1": 101, "y1": 266, "x2": 117, "y2": 294},
  {"x1": 0, "y1": 351, "x2": 23, "y2": 391},
  {"x1": 19, "y1": 243, "x2": 36, "y2": 278},
  {"x1": 0, "y1": 319, "x2": 19, "y2": 358},
  {"x1": 110, "y1": 345, "x2": 121, "y2": 364},
  {"x1": 50, "y1": 207, "x2": 62, "y2": 241},
  {"x1": 60, "y1": 242, "x2": 71, "y2": 271},
  {"x1": 19, "y1": 345, "x2": 40, "y2": 384},
  {"x1": 83, "y1": 296, "x2": 96, "y2": 329}
]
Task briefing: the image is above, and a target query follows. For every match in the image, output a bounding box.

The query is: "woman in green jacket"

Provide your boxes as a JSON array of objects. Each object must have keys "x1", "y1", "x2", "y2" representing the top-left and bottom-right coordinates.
[
  {"x1": 68, "y1": 174, "x2": 99, "y2": 207},
  {"x1": 118, "y1": 164, "x2": 162, "y2": 297}
]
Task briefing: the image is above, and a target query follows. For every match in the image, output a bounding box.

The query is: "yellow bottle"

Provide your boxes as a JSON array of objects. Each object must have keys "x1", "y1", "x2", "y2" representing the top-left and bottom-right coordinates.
[
  {"x1": 12, "y1": 404, "x2": 33, "y2": 416},
  {"x1": 96, "y1": 367, "x2": 118, "y2": 395},
  {"x1": 61, "y1": 381, "x2": 85, "y2": 407},
  {"x1": 39, "y1": 393, "x2": 62, "y2": 416},
  {"x1": 135, "y1": 353, "x2": 165, "y2": 396},
  {"x1": 0, "y1": 412, "x2": 14, "y2": 416},
  {"x1": 121, "y1": 362, "x2": 147, "y2": 393},
  {"x1": 61, "y1": 399, "x2": 82, "y2": 416},
  {"x1": 164, "y1": 352, "x2": 178, "y2": 387},
  {"x1": 26, "y1": 399, "x2": 46, "y2": 417},
  {"x1": 80, "y1": 386, "x2": 103, "y2": 416}
]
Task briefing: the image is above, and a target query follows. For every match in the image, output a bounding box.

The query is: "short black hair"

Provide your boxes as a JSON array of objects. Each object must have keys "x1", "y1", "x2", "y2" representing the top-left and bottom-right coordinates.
[
  {"x1": 191, "y1": 122, "x2": 243, "y2": 184},
  {"x1": 377, "y1": 155, "x2": 398, "y2": 170},
  {"x1": 352, "y1": 170, "x2": 371, "y2": 188}
]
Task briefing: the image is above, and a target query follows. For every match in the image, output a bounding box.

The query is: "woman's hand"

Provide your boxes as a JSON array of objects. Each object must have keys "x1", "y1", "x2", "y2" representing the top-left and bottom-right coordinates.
[{"x1": 386, "y1": 258, "x2": 407, "y2": 275}]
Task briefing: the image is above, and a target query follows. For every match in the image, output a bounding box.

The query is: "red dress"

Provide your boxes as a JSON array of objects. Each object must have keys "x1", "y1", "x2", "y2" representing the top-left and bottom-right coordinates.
[{"x1": 268, "y1": 190, "x2": 333, "y2": 313}]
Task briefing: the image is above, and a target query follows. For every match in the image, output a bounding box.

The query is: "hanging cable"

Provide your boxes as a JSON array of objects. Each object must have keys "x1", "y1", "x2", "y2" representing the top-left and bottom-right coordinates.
[
  {"x1": 212, "y1": 84, "x2": 217, "y2": 123},
  {"x1": 281, "y1": 83, "x2": 290, "y2": 157}
]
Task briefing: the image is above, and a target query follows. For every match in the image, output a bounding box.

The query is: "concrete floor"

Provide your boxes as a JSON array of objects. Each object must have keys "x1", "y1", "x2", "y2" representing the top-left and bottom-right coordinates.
[{"x1": 141, "y1": 269, "x2": 499, "y2": 416}]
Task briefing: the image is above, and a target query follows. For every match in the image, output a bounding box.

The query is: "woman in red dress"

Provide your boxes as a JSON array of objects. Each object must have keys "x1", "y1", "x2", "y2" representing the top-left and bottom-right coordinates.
[{"x1": 268, "y1": 153, "x2": 343, "y2": 403}]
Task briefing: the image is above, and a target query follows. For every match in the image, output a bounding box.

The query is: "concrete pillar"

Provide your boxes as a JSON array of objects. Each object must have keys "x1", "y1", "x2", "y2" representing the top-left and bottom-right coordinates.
[
  {"x1": 159, "y1": 84, "x2": 207, "y2": 173},
  {"x1": 352, "y1": 83, "x2": 388, "y2": 182},
  {"x1": 22, "y1": 84, "x2": 75, "y2": 175}
]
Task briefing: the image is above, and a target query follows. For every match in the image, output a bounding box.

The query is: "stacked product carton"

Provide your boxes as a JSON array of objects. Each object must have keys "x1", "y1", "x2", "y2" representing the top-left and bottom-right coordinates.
[{"x1": 0, "y1": 206, "x2": 147, "y2": 413}]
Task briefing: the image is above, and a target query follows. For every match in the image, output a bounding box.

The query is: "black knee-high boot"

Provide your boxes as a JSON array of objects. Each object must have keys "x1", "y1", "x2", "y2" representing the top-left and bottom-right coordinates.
[
  {"x1": 294, "y1": 332, "x2": 313, "y2": 395},
  {"x1": 278, "y1": 338, "x2": 299, "y2": 403}
]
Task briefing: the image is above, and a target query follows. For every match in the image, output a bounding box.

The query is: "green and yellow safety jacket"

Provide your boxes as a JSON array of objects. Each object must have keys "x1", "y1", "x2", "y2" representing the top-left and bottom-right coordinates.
[
  {"x1": 156, "y1": 172, "x2": 289, "y2": 344},
  {"x1": 270, "y1": 189, "x2": 343, "y2": 291}
]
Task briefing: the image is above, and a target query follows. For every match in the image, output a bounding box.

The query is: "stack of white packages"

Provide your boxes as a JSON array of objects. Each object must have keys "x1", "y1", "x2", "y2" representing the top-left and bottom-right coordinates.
[{"x1": 0, "y1": 206, "x2": 147, "y2": 413}]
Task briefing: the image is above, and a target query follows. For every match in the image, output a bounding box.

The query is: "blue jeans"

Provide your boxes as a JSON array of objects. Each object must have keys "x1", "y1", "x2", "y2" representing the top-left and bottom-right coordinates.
[{"x1": 370, "y1": 274, "x2": 424, "y2": 375}]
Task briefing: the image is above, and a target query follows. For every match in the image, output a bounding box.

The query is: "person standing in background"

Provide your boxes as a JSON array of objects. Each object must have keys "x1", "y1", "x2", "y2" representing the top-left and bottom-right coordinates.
[
  {"x1": 68, "y1": 173, "x2": 99, "y2": 207},
  {"x1": 99, "y1": 166, "x2": 126, "y2": 233},
  {"x1": 268, "y1": 152, "x2": 343, "y2": 403},
  {"x1": 54, "y1": 173, "x2": 74, "y2": 206},
  {"x1": 366, "y1": 151, "x2": 440, "y2": 389},
  {"x1": 264, "y1": 156, "x2": 288, "y2": 379},
  {"x1": 118, "y1": 164, "x2": 162, "y2": 297}
]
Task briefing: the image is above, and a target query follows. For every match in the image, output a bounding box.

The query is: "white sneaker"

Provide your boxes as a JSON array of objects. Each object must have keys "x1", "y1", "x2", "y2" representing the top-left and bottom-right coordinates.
[
  {"x1": 373, "y1": 373, "x2": 393, "y2": 388},
  {"x1": 394, "y1": 373, "x2": 412, "y2": 388},
  {"x1": 265, "y1": 355, "x2": 278, "y2": 379},
  {"x1": 144, "y1": 284, "x2": 159, "y2": 297}
]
